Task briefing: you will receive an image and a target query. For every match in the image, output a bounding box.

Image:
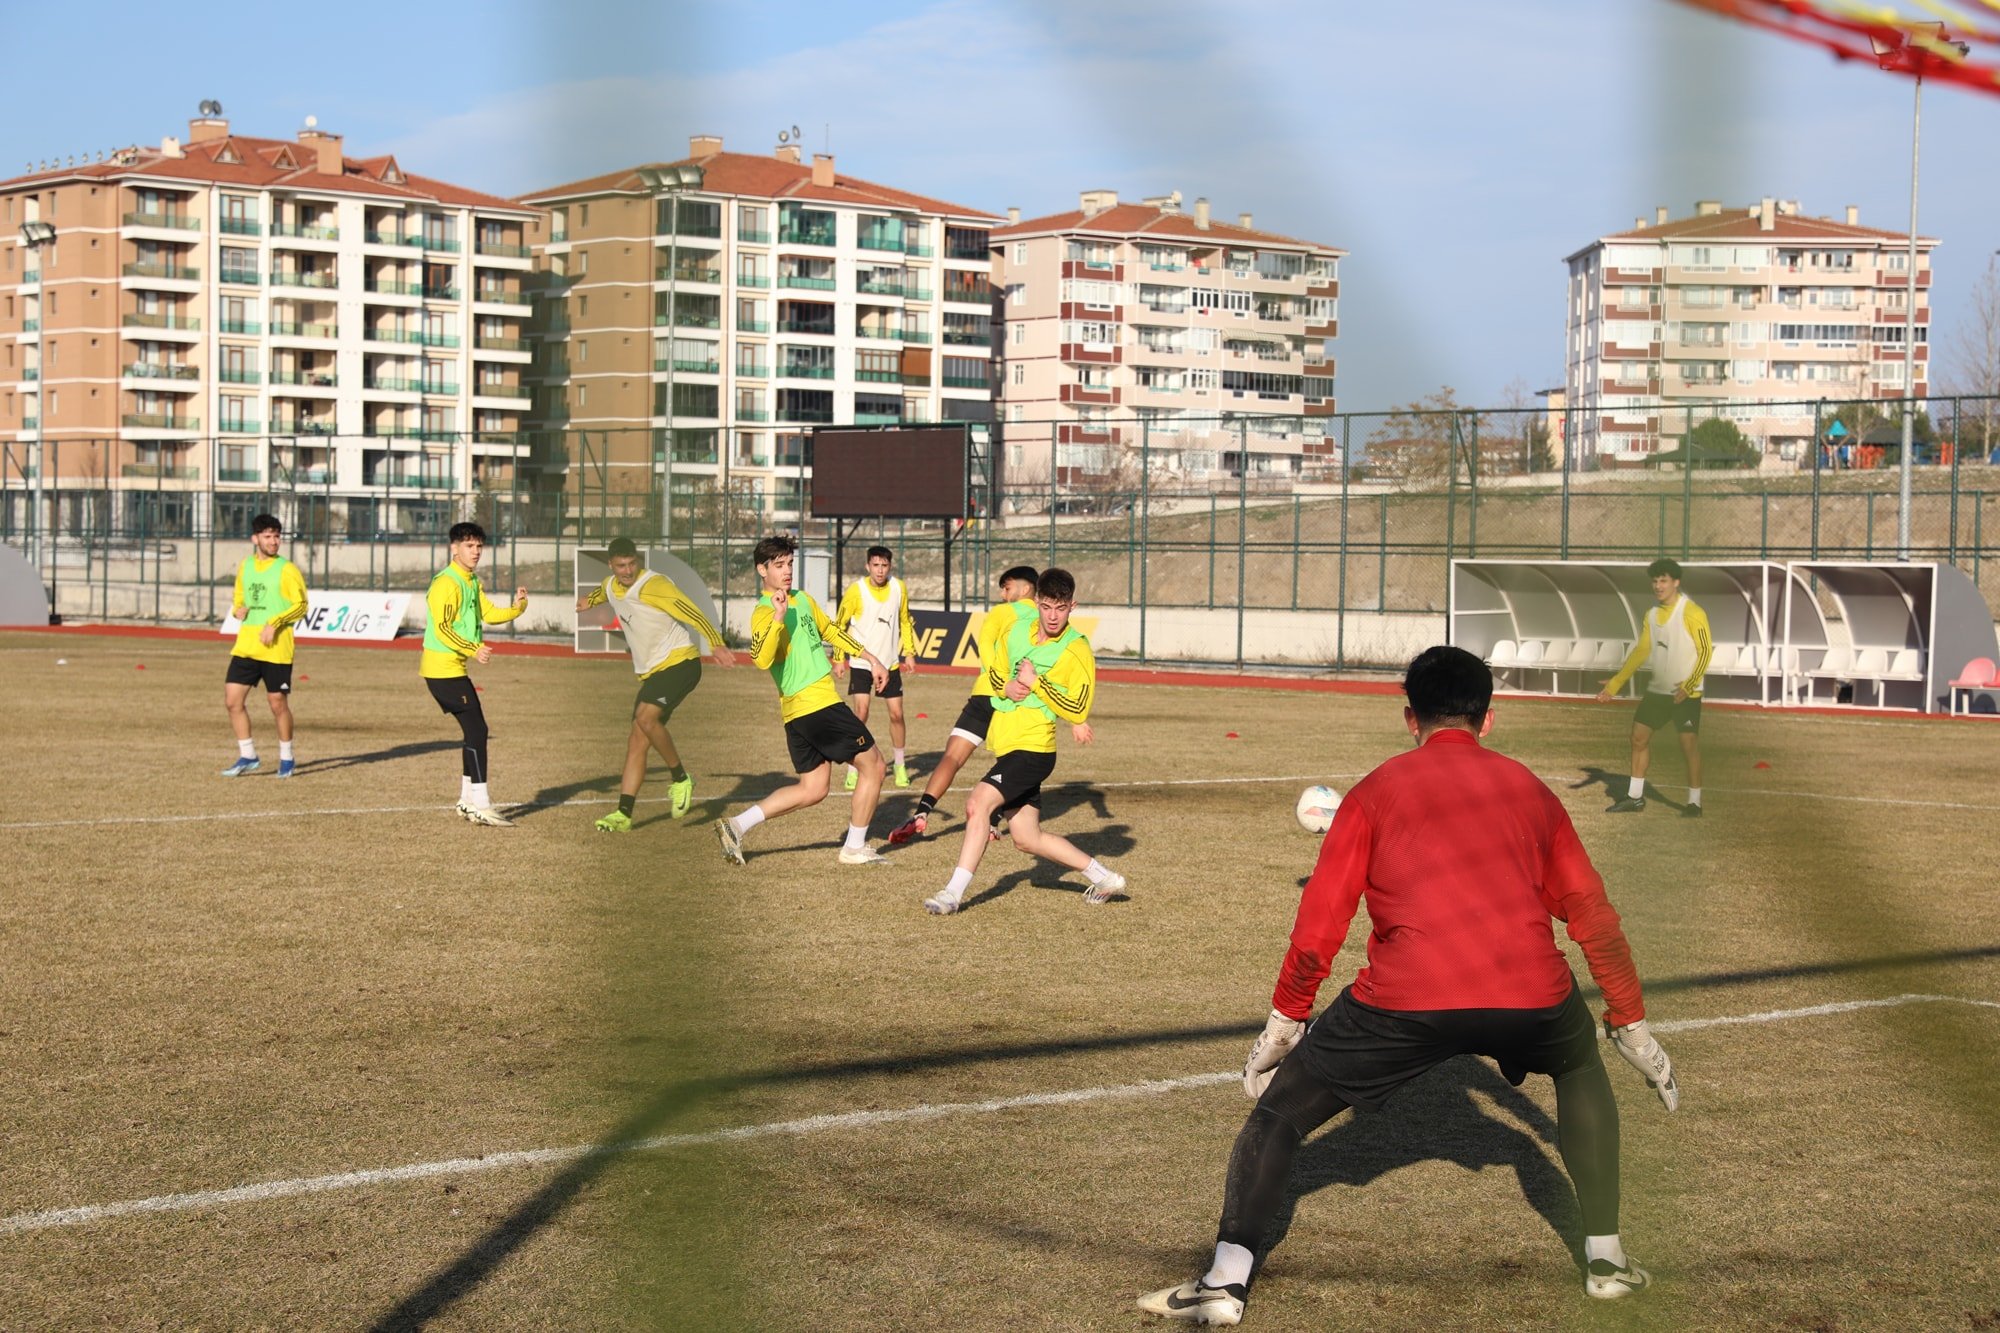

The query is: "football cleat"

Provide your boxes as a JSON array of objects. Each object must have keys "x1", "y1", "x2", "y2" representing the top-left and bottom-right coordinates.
[
  {"x1": 669, "y1": 776, "x2": 694, "y2": 819},
  {"x1": 460, "y1": 804, "x2": 515, "y2": 828},
  {"x1": 716, "y1": 819, "x2": 746, "y2": 865},
  {"x1": 594, "y1": 810, "x2": 633, "y2": 833},
  {"x1": 219, "y1": 757, "x2": 261, "y2": 778},
  {"x1": 893, "y1": 761, "x2": 911, "y2": 789},
  {"x1": 1137, "y1": 1278, "x2": 1246, "y2": 1325},
  {"x1": 1605, "y1": 796, "x2": 1646, "y2": 814},
  {"x1": 1584, "y1": 1258, "x2": 1651, "y2": 1300},
  {"x1": 887, "y1": 812, "x2": 930, "y2": 845},
  {"x1": 843, "y1": 767, "x2": 858, "y2": 792},
  {"x1": 922, "y1": 890, "x2": 961, "y2": 915},
  {"x1": 275, "y1": 758, "x2": 296, "y2": 779},
  {"x1": 1083, "y1": 870, "x2": 1128, "y2": 906},
  {"x1": 838, "y1": 844, "x2": 887, "y2": 866},
  {"x1": 1680, "y1": 803, "x2": 1703, "y2": 819}
]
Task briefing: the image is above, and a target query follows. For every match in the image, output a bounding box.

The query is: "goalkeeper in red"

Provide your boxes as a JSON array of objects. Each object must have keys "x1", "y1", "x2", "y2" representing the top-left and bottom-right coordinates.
[{"x1": 1140, "y1": 645, "x2": 1677, "y2": 1326}]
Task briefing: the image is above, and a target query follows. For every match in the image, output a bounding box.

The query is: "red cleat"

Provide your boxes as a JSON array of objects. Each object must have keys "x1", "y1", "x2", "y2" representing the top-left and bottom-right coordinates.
[{"x1": 888, "y1": 813, "x2": 929, "y2": 845}]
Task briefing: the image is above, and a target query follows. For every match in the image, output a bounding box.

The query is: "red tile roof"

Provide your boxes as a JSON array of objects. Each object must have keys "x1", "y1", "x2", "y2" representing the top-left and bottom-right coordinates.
[
  {"x1": 0, "y1": 130, "x2": 534, "y2": 214},
  {"x1": 518, "y1": 149, "x2": 998, "y2": 220},
  {"x1": 992, "y1": 204, "x2": 1343, "y2": 255},
  {"x1": 1593, "y1": 205, "x2": 1933, "y2": 248}
]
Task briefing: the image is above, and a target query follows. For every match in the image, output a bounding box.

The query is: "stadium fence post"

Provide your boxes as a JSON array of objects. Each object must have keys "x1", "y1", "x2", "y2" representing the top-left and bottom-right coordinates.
[
  {"x1": 1377, "y1": 489, "x2": 1387, "y2": 612},
  {"x1": 1445, "y1": 410, "x2": 1458, "y2": 573},
  {"x1": 1682, "y1": 403, "x2": 1694, "y2": 558},
  {"x1": 1811, "y1": 399, "x2": 1823, "y2": 558},
  {"x1": 1336, "y1": 413, "x2": 1350, "y2": 671},
  {"x1": 1236, "y1": 418, "x2": 1247, "y2": 668},
  {"x1": 153, "y1": 454, "x2": 163, "y2": 622},
  {"x1": 1139, "y1": 418, "x2": 1150, "y2": 663},
  {"x1": 1559, "y1": 406, "x2": 1572, "y2": 559},
  {"x1": 1467, "y1": 409, "x2": 1479, "y2": 558},
  {"x1": 1948, "y1": 396, "x2": 1961, "y2": 561},
  {"x1": 1290, "y1": 492, "x2": 1300, "y2": 612},
  {"x1": 1208, "y1": 491, "x2": 1217, "y2": 609},
  {"x1": 1761, "y1": 491, "x2": 1770, "y2": 560}
]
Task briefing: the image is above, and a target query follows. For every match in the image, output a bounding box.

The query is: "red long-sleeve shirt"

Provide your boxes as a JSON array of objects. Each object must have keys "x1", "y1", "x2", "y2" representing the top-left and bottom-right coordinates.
[{"x1": 1273, "y1": 729, "x2": 1645, "y2": 1028}]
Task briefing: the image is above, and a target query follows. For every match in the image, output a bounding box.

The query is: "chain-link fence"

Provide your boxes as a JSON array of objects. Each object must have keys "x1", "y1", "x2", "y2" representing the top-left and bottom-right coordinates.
[{"x1": 5, "y1": 395, "x2": 1999, "y2": 668}]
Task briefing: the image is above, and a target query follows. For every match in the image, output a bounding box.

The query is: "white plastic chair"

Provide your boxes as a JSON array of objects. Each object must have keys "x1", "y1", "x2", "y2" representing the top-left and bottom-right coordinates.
[
  {"x1": 1487, "y1": 638, "x2": 1518, "y2": 668},
  {"x1": 1851, "y1": 647, "x2": 1890, "y2": 708}
]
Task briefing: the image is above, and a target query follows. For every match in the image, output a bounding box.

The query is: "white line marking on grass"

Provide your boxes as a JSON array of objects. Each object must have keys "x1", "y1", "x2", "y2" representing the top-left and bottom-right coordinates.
[{"x1": 3, "y1": 994, "x2": 1994, "y2": 1237}]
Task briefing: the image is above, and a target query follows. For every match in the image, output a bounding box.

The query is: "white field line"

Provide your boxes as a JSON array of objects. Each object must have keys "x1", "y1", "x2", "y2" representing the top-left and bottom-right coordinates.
[{"x1": 3, "y1": 992, "x2": 1994, "y2": 1238}]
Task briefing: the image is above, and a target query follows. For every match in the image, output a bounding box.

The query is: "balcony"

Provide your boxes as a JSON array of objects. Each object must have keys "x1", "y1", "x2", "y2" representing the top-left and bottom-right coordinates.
[
  {"x1": 270, "y1": 270, "x2": 337, "y2": 289},
  {"x1": 219, "y1": 320, "x2": 261, "y2": 335},
  {"x1": 904, "y1": 242, "x2": 934, "y2": 258},
  {"x1": 419, "y1": 382, "x2": 461, "y2": 396},
  {"x1": 368, "y1": 472, "x2": 459, "y2": 489},
  {"x1": 655, "y1": 358, "x2": 721, "y2": 375},
  {"x1": 366, "y1": 279, "x2": 423, "y2": 296},
  {"x1": 778, "y1": 224, "x2": 837, "y2": 248},
  {"x1": 417, "y1": 331, "x2": 461, "y2": 348},
  {"x1": 777, "y1": 406, "x2": 834, "y2": 423},
  {"x1": 942, "y1": 330, "x2": 990, "y2": 346},
  {"x1": 665, "y1": 312, "x2": 719, "y2": 330},
  {"x1": 737, "y1": 318, "x2": 771, "y2": 333},
  {"x1": 274, "y1": 422, "x2": 338, "y2": 437},
  {"x1": 365, "y1": 231, "x2": 424, "y2": 247},
  {"x1": 122, "y1": 463, "x2": 200, "y2": 479},
  {"x1": 472, "y1": 288, "x2": 528, "y2": 306},
  {"x1": 423, "y1": 286, "x2": 463, "y2": 301},
  {"x1": 475, "y1": 240, "x2": 531, "y2": 258},
  {"x1": 272, "y1": 465, "x2": 331, "y2": 483},
  {"x1": 218, "y1": 468, "x2": 262, "y2": 484},
  {"x1": 657, "y1": 265, "x2": 721, "y2": 285},
  {"x1": 124, "y1": 313, "x2": 201, "y2": 332},
  {"x1": 124, "y1": 211, "x2": 200, "y2": 230},
  {"x1": 271, "y1": 371, "x2": 337, "y2": 388},
  {"x1": 364, "y1": 327, "x2": 423, "y2": 344},
  {"x1": 472, "y1": 383, "x2": 532, "y2": 398},
  {"x1": 122, "y1": 414, "x2": 200, "y2": 430},
  {"x1": 858, "y1": 232, "x2": 906, "y2": 253},
  {"x1": 735, "y1": 274, "x2": 771, "y2": 289},
  {"x1": 736, "y1": 408, "x2": 770, "y2": 421},
  {"x1": 475, "y1": 335, "x2": 529, "y2": 352},
  {"x1": 942, "y1": 374, "x2": 988, "y2": 389},
  {"x1": 858, "y1": 276, "x2": 908, "y2": 298},
  {"x1": 218, "y1": 269, "x2": 261, "y2": 286},
  {"x1": 123, "y1": 363, "x2": 200, "y2": 381},
  {"x1": 22, "y1": 319, "x2": 39, "y2": 332},
  {"x1": 219, "y1": 419, "x2": 262, "y2": 434},
  {"x1": 219, "y1": 217, "x2": 261, "y2": 236},
  {"x1": 779, "y1": 274, "x2": 837, "y2": 291},
  {"x1": 22, "y1": 270, "x2": 41, "y2": 285},
  {"x1": 272, "y1": 322, "x2": 339, "y2": 339},
  {"x1": 123, "y1": 262, "x2": 199, "y2": 281},
  {"x1": 738, "y1": 227, "x2": 771, "y2": 245},
  {"x1": 735, "y1": 362, "x2": 768, "y2": 379},
  {"x1": 777, "y1": 319, "x2": 834, "y2": 336},
  {"x1": 942, "y1": 282, "x2": 993, "y2": 304},
  {"x1": 20, "y1": 367, "x2": 36, "y2": 380},
  {"x1": 364, "y1": 376, "x2": 422, "y2": 392},
  {"x1": 218, "y1": 369, "x2": 262, "y2": 385},
  {"x1": 779, "y1": 365, "x2": 835, "y2": 380},
  {"x1": 421, "y1": 236, "x2": 461, "y2": 253},
  {"x1": 854, "y1": 412, "x2": 904, "y2": 426}
]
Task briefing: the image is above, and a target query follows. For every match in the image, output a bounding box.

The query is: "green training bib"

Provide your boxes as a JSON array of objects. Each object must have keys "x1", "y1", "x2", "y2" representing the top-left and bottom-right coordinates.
[{"x1": 423, "y1": 565, "x2": 483, "y2": 655}]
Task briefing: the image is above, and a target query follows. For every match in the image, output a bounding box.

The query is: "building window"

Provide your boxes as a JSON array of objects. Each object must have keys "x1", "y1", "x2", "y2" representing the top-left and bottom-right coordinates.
[{"x1": 1013, "y1": 242, "x2": 1026, "y2": 265}]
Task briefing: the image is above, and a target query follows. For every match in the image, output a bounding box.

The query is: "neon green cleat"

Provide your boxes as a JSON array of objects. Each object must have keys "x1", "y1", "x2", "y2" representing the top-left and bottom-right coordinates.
[
  {"x1": 893, "y1": 761, "x2": 911, "y2": 788},
  {"x1": 594, "y1": 809, "x2": 633, "y2": 833},
  {"x1": 669, "y1": 776, "x2": 694, "y2": 818},
  {"x1": 843, "y1": 767, "x2": 858, "y2": 792}
]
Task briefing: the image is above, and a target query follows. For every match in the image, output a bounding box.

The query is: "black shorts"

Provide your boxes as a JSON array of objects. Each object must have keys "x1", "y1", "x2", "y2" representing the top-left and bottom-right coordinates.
[
  {"x1": 978, "y1": 748, "x2": 1058, "y2": 815},
  {"x1": 848, "y1": 665, "x2": 904, "y2": 698},
  {"x1": 1291, "y1": 983, "x2": 1600, "y2": 1113},
  {"x1": 784, "y1": 702, "x2": 876, "y2": 774},
  {"x1": 426, "y1": 676, "x2": 482, "y2": 718},
  {"x1": 226, "y1": 656, "x2": 293, "y2": 694},
  {"x1": 950, "y1": 694, "x2": 995, "y2": 744},
  {"x1": 636, "y1": 659, "x2": 701, "y2": 719},
  {"x1": 1634, "y1": 691, "x2": 1702, "y2": 734}
]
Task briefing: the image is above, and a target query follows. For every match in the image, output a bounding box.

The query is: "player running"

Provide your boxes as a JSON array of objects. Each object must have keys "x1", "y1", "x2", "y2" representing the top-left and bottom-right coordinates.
[
  {"x1": 219, "y1": 513, "x2": 309, "y2": 778},
  {"x1": 1597, "y1": 557, "x2": 1713, "y2": 817},
  {"x1": 422, "y1": 521, "x2": 527, "y2": 827},
  {"x1": 920, "y1": 568, "x2": 1124, "y2": 915},
  {"x1": 889, "y1": 564, "x2": 1040, "y2": 846},
  {"x1": 577, "y1": 536, "x2": 736, "y2": 831},
  {"x1": 833, "y1": 545, "x2": 919, "y2": 791},
  {"x1": 1138, "y1": 645, "x2": 1676, "y2": 1325},
  {"x1": 716, "y1": 535, "x2": 896, "y2": 867}
]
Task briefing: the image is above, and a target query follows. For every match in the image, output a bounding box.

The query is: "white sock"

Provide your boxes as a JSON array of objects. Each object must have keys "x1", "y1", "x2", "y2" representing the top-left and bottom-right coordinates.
[
  {"x1": 894, "y1": 747, "x2": 905, "y2": 765},
  {"x1": 1687, "y1": 787, "x2": 1702, "y2": 806},
  {"x1": 731, "y1": 805, "x2": 768, "y2": 837},
  {"x1": 460, "y1": 776, "x2": 473, "y2": 803},
  {"x1": 1084, "y1": 858, "x2": 1113, "y2": 884},
  {"x1": 937, "y1": 866, "x2": 973, "y2": 903},
  {"x1": 844, "y1": 824, "x2": 868, "y2": 850},
  {"x1": 1204, "y1": 1241, "x2": 1254, "y2": 1289},
  {"x1": 1627, "y1": 776, "x2": 1645, "y2": 800},
  {"x1": 468, "y1": 782, "x2": 490, "y2": 808},
  {"x1": 1584, "y1": 1234, "x2": 1627, "y2": 1268},
  {"x1": 279, "y1": 741, "x2": 294, "y2": 761},
  {"x1": 238, "y1": 739, "x2": 257, "y2": 759}
]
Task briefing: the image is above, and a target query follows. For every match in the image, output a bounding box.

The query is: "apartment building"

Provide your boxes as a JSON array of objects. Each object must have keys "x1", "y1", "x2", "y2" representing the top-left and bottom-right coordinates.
[
  {"x1": 989, "y1": 190, "x2": 1342, "y2": 495},
  {"x1": 0, "y1": 111, "x2": 540, "y2": 537},
  {"x1": 1565, "y1": 198, "x2": 1936, "y2": 468},
  {"x1": 519, "y1": 135, "x2": 1000, "y2": 523}
]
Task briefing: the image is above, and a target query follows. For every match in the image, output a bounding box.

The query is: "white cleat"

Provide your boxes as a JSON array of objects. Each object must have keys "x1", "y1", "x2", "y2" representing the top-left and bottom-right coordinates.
[
  {"x1": 1584, "y1": 1258, "x2": 1651, "y2": 1300},
  {"x1": 459, "y1": 804, "x2": 515, "y2": 828},
  {"x1": 1083, "y1": 870, "x2": 1128, "y2": 905},
  {"x1": 1137, "y1": 1279, "x2": 1246, "y2": 1325},
  {"x1": 716, "y1": 820, "x2": 746, "y2": 865},
  {"x1": 922, "y1": 891, "x2": 962, "y2": 915},
  {"x1": 838, "y1": 844, "x2": 887, "y2": 866}
]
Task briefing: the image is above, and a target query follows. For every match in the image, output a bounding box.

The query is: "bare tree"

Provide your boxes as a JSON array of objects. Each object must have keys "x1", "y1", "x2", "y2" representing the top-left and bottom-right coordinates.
[{"x1": 1943, "y1": 259, "x2": 2000, "y2": 456}]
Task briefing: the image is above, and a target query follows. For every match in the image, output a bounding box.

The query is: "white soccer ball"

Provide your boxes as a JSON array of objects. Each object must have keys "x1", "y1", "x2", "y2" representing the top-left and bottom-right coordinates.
[{"x1": 1296, "y1": 785, "x2": 1341, "y2": 834}]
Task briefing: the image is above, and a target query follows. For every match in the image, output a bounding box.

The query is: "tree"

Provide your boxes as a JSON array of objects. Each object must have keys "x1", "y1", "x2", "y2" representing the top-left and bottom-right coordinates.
[
  {"x1": 1942, "y1": 259, "x2": 2000, "y2": 455},
  {"x1": 1680, "y1": 417, "x2": 1759, "y2": 469},
  {"x1": 1364, "y1": 387, "x2": 1485, "y2": 492}
]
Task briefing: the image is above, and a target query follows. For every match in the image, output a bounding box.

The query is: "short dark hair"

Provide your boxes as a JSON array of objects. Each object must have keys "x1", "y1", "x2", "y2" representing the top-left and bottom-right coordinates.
[
  {"x1": 606, "y1": 537, "x2": 639, "y2": 559},
  {"x1": 865, "y1": 545, "x2": 893, "y2": 563},
  {"x1": 1037, "y1": 568, "x2": 1076, "y2": 603},
  {"x1": 1404, "y1": 645, "x2": 1492, "y2": 729},
  {"x1": 251, "y1": 513, "x2": 282, "y2": 536},
  {"x1": 998, "y1": 565, "x2": 1039, "y2": 588},
  {"x1": 1648, "y1": 557, "x2": 1682, "y2": 579},
  {"x1": 448, "y1": 521, "x2": 487, "y2": 545},
  {"x1": 753, "y1": 534, "x2": 797, "y2": 568}
]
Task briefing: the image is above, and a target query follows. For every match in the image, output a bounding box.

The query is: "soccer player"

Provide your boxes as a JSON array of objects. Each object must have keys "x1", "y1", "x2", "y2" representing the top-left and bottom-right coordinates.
[
  {"x1": 833, "y1": 544, "x2": 919, "y2": 791},
  {"x1": 1138, "y1": 646, "x2": 1676, "y2": 1325},
  {"x1": 422, "y1": 521, "x2": 527, "y2": 827},
  {"x1": 219, "y1": 513, "x2": 309, "y2": 777},
  {"x1": 576, "y1": 536, "x2": 737, "y2": 831},
  {"x1": 715, "y1": 535, "x2": 896, "y2": 867},
  {"x1": 1596, "y1": 557, "x2": 1713, "y2": 817},
  {"x1": 889, "y1": 564, "x2": 1040, "y2": 845},
  {"x1": 920, "y1": 568, "x2": 1124, "y2": 915}
]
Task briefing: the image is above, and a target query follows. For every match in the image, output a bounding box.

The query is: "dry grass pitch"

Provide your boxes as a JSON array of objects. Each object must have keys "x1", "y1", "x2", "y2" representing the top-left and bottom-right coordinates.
[{"x1": 2, "y1": 627, "x2": 1998, "y2": 1330}]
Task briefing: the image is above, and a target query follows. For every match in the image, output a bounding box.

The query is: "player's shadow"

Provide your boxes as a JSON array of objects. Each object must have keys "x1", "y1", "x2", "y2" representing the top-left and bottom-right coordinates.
[
  {"x1": 294, "y1": 739, "x2": 459, "y2": 775},
  {"x1": 955, "y1": 785, "x2": 1137, "y2": 911},
  {"x1": 1572, "y1": 765, "x2": 1692, "y2": 815},
  {"x1": 1262, "y1": 1057, "x2": 1582, "y2": 1271}
]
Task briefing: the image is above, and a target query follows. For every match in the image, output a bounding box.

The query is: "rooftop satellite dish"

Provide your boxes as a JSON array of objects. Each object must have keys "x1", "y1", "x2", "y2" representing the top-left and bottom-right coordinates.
[
  {"x1": 305, "y1": 114, "x2": 319, "y2": 130},
  {"x1": 791, "y1": 124, "x2": 802, "y2": 140},
  {"x1": 199, "y1": 99, "x2": 223, "y2": 117},
  {"x1": 778, "y1": 129, "x2": 790, "y2": 144}
]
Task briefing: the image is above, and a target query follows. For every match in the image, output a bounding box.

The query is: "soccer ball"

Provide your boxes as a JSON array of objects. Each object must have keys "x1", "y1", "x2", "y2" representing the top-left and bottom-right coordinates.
[{"x1": 1296, "y1": 785, "x2": 1341, "y2": 834}]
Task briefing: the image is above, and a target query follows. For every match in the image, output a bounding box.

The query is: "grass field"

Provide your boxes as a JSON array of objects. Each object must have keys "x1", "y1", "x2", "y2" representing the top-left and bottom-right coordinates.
[{"x1": 2, "y1": 627, "x2": 1998, "y2": 1330}]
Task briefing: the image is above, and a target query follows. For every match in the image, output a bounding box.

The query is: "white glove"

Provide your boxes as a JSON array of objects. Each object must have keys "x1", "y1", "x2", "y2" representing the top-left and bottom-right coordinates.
[
  {"x1": 1607, "y1": 1018, "x2": 1679, "y2": 1111},
  {"x1": 1243, "y1": 1009, "x2": 1306, "y2": 1100}
]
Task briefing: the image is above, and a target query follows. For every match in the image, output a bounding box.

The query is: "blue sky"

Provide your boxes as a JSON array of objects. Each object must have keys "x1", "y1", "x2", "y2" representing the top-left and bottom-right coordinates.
[{"x1": 9, "y1": 0, "x2": 1997, "y2": 411}]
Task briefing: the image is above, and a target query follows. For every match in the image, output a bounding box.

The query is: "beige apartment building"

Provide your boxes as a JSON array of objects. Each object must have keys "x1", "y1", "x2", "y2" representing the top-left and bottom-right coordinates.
[
  {"x1": 0, "y1": 111, "x2": 540, "y2": 538},
  {"x1": 989, "y1": 190, "x2": 1342, "y2": 498},
  {"x1": 519, "y1": 135, "x2": 999, "y2": 524},
  {"x1": 1565, "y1": 198, "x2": 1936, "y2": 468}
]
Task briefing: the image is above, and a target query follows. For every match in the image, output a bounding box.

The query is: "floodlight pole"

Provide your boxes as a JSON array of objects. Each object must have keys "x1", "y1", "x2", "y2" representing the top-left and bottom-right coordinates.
[
  {"x1": 20, "y1": 220, "x2": 58, "y2": 602},
  {"x1": 1897, "y1": 73, "x2": 1922, "y2": 561}
]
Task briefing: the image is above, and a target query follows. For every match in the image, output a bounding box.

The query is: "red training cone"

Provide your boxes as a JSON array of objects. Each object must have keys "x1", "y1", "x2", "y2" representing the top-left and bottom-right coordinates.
[
  {"x1": 916, "y1": 712, "x2": 928, "y2": 720},
  {"x1": 135, "y1": 663, "x2": 146, "y2": 670},
  {"x1": 1753, "y1": 761, "x2": 1771, "y2": 770},
  {"x1": 1225, "y1": 731, "x2": 1239, "y2": 739}
]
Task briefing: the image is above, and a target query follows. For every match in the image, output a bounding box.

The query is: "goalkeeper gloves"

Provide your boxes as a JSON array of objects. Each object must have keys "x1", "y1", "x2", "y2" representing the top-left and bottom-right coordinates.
[
  {"x1": 1243, "y1": 1009, "x2": 1306, "y2": 1100},
  {"x1": 1607, "y1": 1018, "x2": 1679, "y2": 1111}
]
